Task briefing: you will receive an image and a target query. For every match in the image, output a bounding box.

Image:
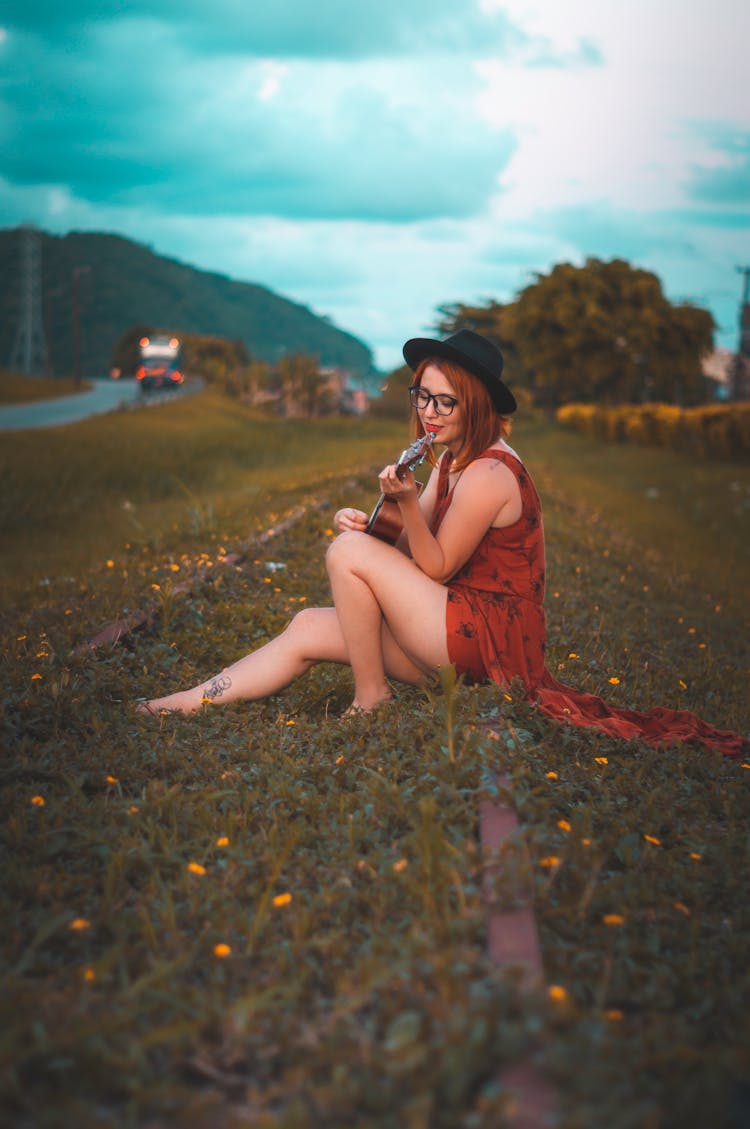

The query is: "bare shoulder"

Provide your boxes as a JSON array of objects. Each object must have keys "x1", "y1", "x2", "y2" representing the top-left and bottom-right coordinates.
[{"x1": 459, "y1": 455, "x2": 519, "y2": 495}]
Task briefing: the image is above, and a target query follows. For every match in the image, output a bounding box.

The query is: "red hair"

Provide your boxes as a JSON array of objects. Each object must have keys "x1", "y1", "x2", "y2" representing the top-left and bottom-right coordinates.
[{"x1": 411, "y1": 358, "x2": 512, "y2": 472}]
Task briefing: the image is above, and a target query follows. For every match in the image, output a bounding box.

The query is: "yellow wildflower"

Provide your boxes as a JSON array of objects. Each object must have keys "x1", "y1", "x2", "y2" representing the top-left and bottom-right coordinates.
[
  {"x1": 595, "y1": 757, "x2": 609, "y2": 765},
  {"x1": 214, "y1": 943, "x2": 232, "y2": 958},
  {"x1": 128, "y1": 805, "x2": 139, "y2": 814},
  {"x1": 216, "y1": 836, "x2": 229, "y2": 847},
  {"x1": 605, "y1": 1009, "x2": 624, "y2": 1021},
  {"x1": 690, "y1": 852, "x2": 702, "y2": 860},
  {"x1": 187, "y1": 862, "x2": 206, "y2": 876},
  {"x1": 679, "y1": 680, "x2": 687, "y2": 690},
  {"x1": 106, "y1": 560, "x2": 114, "y2": 568},
  {"x1": 285, "y1": 719, "x2": 295, "y2": 726},
  {"x1": 83, "y1": 967, "x2": 96, "y2": 982},
  {"x1": 673, "y1": 902, "x2": 691, "y2": 916},
  {"x1": 31, "y1": 795, "x2": 45, "y2": 807},
  {"x1": 105, "y1": 775, "x2": 118, "y2": 785},
  {"x1": 581, "y1": 838, "x2": 591, "y2": 846},
  {"x1": 31, "y1": 673, "x2": 42, "y2": 681},
  {"x1": 643, "y1": 834, "x2": 661, "y2": 846},
  {"x1": 603, "y1": 914, "x2": 625, "y2": 927},
  {"x1": 608, "y1": 677, "x2": 620, "y2": 685},
  {"x1": 545, "y1": 771, "x2": 558, "y2": 780},
  {"x1": 335, "y1": 755, "x2": 345, "y2": 765},
  {"x1": 273, "y1": 892, "x2": 292, "y2": 907},
  {"x1": 170, "y1": 563, "x2": 180, "y2": 572},
  {"x1": 557, "y1": 819, "x2": 572, "y2": 832},
  {"x1": 69, "y1": 918, "x2": 91, "y2": 931},
  {"x1": 548, "y1": 985, "x2": 567, "y2": 1002},
  {"x1": 539, "y1": 856, "x2": 561, "y2": 868},
  {"x1": 568, "y1": 652, "x2": 579, "y2": 659},
  {"x1": 392, "y1": 859, "x2": 408, "y2": 873},
  {"x1": 741, "y1": 764, "x2": 750, "y2": 771}
]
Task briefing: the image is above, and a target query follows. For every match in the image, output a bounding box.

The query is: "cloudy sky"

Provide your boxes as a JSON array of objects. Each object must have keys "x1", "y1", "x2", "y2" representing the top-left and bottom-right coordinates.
[{"x1": 1, "y1": 0, "x2": 749, "y2": 370}]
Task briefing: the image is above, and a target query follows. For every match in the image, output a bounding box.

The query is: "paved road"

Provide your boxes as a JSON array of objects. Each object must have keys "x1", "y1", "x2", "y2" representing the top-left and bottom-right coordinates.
[{"x1": 0, "y1": 378, "x2": 195, "y2": 431}]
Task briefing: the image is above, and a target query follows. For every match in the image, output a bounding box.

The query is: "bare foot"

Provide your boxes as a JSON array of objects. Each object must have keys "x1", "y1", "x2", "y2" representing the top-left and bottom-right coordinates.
[
  {"x1": 136, "y1": 688, "x2": 206, "y2": 716},
  {"x1": 341, "y1": 693, "x2": 394, "y2": 717}
]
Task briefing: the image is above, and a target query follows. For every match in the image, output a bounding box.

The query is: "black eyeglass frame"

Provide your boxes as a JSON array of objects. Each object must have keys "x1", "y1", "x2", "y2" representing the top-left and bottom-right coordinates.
[{"x1": 408, "y1": 385, "x2": 460, "y2": 416}]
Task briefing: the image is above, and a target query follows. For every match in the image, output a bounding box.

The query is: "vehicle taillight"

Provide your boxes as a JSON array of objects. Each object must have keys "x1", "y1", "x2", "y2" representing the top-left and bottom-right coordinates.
[
  {"x1": 136, "y1": 366, "x2": 145, "y2": 380},
  {"x1": 171, "y1": 370, "x2": 182, "y2": 382}
]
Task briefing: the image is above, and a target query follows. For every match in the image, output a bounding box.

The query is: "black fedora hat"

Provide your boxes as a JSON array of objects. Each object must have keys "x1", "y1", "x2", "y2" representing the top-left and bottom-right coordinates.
[{"x1": 402, "y1": 329, "x2": 516, "y2": 414}]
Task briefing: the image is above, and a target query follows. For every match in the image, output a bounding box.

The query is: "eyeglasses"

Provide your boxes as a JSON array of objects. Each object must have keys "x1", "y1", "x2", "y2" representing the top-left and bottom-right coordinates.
[{"x1": 408, "y1": 385, "x2": 459, "y2": 416}]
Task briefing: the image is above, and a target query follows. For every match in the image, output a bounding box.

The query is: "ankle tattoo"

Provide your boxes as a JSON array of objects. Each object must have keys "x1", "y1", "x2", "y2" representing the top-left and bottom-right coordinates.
[{"x1": 202, "y1": 674, "x2": 232, "y2": 701}]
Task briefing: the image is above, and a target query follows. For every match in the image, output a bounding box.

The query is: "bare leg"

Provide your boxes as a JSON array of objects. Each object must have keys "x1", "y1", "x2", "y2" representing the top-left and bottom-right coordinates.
[
  {"x1": 138, "y1": 602, "x2": 430, "y2": 716},
  {"x1": 325, "y1": 531, "x2": 450, "y2": 710},
  {"x1": 139, "y1": 532, "x2": 450, "y2": 716}
]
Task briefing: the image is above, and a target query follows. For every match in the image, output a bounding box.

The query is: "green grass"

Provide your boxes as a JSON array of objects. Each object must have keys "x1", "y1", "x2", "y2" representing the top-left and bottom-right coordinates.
[
  {"x1": 1, "y1": 398, "x2": 748, "y2": 1128},
  {"x1": 0, "y1": 388, "x2": 406, "y2": 609},
  {"x1": 0, "y1": 368, "x2": 90, "y2": 404}
]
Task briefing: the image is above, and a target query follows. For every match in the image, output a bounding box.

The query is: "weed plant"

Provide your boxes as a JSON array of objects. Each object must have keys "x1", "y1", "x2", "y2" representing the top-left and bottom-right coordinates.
[{"x1": 1, "y1": 401, "x2": 748, "y2": 1128}]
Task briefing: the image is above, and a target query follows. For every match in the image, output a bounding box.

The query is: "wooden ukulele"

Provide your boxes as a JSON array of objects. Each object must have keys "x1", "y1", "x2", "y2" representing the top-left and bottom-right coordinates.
[{"x1": 366, "y1": 433, "x2": 434, "y2": 544}]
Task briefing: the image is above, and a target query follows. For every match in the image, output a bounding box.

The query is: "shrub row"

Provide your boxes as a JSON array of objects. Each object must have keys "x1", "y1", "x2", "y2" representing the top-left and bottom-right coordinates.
[{"x1": 556, "y1": 401, "x2": 750, "y2": 460}]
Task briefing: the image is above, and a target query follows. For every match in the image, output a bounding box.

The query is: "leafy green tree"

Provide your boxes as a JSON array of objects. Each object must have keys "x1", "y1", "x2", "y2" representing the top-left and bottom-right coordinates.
[
  {"x1": 370, "y1": 365, "x2": 413, "y2": 420},
  {"x1": 434, "y1": 300, "x2": 531, "y2": 398},
  {"x1": 435, "y1": 260, "x2": 714, "y2": 408},
  {"x1": 181, "y1": 335, "x2": 249, "y2": 395},
  {"x1": 504, "y1": 259, "x2": 714, "y2": 407},
  {"x1": 273, "y1": 353, "x2": 330, "y2": 417}
]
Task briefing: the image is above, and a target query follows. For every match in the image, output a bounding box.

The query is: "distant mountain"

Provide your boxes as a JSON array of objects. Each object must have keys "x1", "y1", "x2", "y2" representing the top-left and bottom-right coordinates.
[{"x1": 0, "y1": 227, "x2": 375, "y2": 379}]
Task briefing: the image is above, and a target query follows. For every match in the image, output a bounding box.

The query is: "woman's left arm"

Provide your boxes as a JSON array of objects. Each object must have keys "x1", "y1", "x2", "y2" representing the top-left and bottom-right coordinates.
[{"x1": 392, "y1": 459, "x2": 520, "y2": 581}]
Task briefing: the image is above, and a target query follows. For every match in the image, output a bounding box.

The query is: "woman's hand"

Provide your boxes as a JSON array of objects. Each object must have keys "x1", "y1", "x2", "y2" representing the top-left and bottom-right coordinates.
[
  {"x1": 378, "y1": 464, "x2": 419, "y2": 501},
  {"x1": 334, "y1": 507, "x2": 370, "y2": 533}
]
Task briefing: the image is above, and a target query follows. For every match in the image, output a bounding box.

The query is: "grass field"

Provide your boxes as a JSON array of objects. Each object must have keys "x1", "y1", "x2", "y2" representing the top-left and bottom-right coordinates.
[
  {"x1": 2, "y1": 391, "x2": 748, "y2": 1128},
  {"x1": 0, "y1": 368, "x2": 90, "y2": 404}
]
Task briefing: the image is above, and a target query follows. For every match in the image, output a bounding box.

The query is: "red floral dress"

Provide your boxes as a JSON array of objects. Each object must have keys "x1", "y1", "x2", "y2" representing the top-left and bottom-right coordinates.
[{"x1": 431, "y1": 446, "x2": 746, "y2": 756}]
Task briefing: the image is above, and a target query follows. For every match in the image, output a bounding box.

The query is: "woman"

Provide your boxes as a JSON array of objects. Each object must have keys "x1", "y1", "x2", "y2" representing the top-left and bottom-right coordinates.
[
  {"x1": 140, "y1": 330, "x2": 517, "y2": 715},
  {"x1": 138, "y1": 331, "x2": 746, "y2": 757}
]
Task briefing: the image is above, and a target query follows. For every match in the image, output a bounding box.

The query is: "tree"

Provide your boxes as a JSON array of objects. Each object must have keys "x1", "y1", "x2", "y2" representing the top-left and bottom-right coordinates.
[
  {"x1": 434, "y1": 301, "x2": 533, "y2": 398},
  {"x1": 503, "y1": 259, "x2": 714, "y2": 408},
  {"x1": 181, "y1": 335, "x2": 249, "y2": 395},
  {"x1": 111, "y1": 323, "x2": 155, "y2": 376},
  {"x1": 272, "y1": 353, "x2": 330, "y2": 417},
  {"x1": 370, "y1": 365, "x2": 413, "y2": 420}
]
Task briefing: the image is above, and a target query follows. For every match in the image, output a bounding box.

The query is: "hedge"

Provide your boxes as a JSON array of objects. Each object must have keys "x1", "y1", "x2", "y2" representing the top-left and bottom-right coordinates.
[{"x1": 555, "y1": 401, "x2": 750, "y2": 460}]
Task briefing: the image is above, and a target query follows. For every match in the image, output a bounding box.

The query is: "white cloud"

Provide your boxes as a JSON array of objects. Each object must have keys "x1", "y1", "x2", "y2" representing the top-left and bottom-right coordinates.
[{"x1": 257, "y1": 61, "x2": 289, "y2": 102}]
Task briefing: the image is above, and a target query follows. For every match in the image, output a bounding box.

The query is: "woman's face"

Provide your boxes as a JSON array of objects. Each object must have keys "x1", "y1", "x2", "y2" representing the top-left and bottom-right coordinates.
[{"x1": 416, "y1": 364, "x2": 464, "y2": 450}]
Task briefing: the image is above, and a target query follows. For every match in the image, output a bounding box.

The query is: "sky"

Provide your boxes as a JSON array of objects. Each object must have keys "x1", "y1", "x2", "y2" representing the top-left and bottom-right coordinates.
[{"x1": 1, "y1": 0, "x2": 749, "y2": 372}]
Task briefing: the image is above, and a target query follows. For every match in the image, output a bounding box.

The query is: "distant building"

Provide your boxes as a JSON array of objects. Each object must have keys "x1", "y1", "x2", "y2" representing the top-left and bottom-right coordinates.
[{"x1": 702, "y1": 348, "x2": 734, "y2": 400}]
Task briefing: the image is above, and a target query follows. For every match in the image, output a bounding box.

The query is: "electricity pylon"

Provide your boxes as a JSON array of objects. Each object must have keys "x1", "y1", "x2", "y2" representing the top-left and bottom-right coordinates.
[{"x1": 8, "y1": 224, "x2": 47, "y2": 376}]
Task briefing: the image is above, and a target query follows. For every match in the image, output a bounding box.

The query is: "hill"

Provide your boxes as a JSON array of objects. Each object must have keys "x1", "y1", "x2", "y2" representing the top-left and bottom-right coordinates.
[{"x1": 0, "y1": 227, "x2": 375, "y2": 379}]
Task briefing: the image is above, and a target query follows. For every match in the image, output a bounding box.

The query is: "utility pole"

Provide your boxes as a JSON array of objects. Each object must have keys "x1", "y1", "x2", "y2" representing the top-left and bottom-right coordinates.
[
  {"x1": 730, "y1": 266, "x2": 750, "y2": 400},
  {"x1": 8, "y1": 224, "x2": 47, "y2": 376}
]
